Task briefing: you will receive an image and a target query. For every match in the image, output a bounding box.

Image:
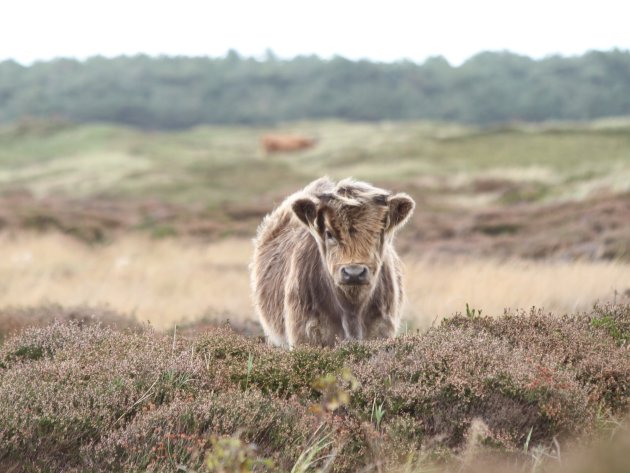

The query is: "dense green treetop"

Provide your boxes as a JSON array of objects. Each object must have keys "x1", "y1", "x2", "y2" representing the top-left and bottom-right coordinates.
[{"x1": 1, "y1": 50, "x2": 629, "y2": 128}]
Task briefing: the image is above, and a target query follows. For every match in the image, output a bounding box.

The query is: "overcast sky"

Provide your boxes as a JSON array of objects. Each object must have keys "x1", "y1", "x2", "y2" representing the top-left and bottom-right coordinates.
[{"x1": 1, "y1": 0, "x2": 628, "y2": 66}]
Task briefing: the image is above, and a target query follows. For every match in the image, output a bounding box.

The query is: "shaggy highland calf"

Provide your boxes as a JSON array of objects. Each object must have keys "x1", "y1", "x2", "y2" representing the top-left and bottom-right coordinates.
[{"x1": 251, "y1": 177, "x2": 415, "y2": 348}]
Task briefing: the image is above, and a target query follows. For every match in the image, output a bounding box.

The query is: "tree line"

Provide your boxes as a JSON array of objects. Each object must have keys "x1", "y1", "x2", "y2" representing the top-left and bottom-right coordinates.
[{"x1": 1, "y1": 49, "x2": 629, "y2": 129}]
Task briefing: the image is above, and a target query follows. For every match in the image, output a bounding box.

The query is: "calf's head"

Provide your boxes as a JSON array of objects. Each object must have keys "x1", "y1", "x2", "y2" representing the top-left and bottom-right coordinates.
[{"x1": 292, "y1": 179, "x2": 414, "y2": 302}]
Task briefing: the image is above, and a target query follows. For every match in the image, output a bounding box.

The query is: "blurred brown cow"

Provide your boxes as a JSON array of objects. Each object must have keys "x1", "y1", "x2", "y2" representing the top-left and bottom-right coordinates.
[{"x1": 260, "y1": 134, "x2": 317, "y2": 154}]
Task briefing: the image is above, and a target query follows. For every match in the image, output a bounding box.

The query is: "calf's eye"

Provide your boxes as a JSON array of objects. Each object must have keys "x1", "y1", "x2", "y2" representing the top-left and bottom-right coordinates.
[{"x1": 325, "y1": 230, "x2": 337, "y2": 244}]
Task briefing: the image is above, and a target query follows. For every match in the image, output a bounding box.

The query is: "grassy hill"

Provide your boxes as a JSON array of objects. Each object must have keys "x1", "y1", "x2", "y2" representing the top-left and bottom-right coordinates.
[
  {"x1": 2, "y1": 118, "x2": 630, "y2": 208},
  {"x1": 1, "y1": 118, "x2": 630, "y2": 259}
]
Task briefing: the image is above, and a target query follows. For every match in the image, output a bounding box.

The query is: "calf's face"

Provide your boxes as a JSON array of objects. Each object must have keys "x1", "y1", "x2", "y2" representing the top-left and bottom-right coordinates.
[{"x1": 292, "y1": 187, "x2": 414, "y2": 302}]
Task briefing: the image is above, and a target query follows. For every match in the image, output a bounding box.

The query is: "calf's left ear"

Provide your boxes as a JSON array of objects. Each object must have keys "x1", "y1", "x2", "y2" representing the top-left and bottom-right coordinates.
[{"x1": 387, "y1": 193, "x2": 415, "y2": 232}]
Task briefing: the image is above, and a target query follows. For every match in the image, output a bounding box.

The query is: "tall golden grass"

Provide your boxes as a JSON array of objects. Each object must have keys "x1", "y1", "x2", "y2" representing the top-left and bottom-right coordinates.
[
  {"x1": 1, "y1": 233, "x2": 628, "y2": 329},
  {"x1": 405, "y1": 258, "x2": 630, "y2": 328},
  {"x1": 0, "y1": 233, "x2": 253, "y2": 329}
]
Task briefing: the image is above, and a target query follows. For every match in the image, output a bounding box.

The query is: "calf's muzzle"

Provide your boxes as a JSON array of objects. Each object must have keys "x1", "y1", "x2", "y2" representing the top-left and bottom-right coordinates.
[{"x1": 340, "y1": 264, "x2": 369, "y2": 285}]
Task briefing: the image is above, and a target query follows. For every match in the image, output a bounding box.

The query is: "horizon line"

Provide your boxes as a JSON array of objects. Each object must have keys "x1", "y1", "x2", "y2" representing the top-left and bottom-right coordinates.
[{"x1": 2, "y1": 47, "x2": 630, "y2": 68}]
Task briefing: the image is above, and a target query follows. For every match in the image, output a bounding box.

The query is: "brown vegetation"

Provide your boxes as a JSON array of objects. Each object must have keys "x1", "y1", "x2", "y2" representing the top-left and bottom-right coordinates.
[
  {"x1": 0, "y1": 304, "x2": 142, "y2": 343},
  {"x1": 405, "y1": 190, "x2": 630, "y2": 261},
  {"x1": 0, "y1": 191, "x2": 265, "y2": 242},
  {"x1": 0, "y1": 304, "x2": 628, "y2": 471},
  {"x1": 1, "y1": 189, "x2": 629, "y2": 261}
]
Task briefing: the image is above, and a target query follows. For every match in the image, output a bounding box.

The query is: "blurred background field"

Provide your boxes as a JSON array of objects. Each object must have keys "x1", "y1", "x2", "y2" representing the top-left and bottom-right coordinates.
[
  {"x1": 1, "y1": 118, "x2": 629, "y2": 330},
  {"x1": 2, "y1": 4, "x2": 630, "y2": 471}
]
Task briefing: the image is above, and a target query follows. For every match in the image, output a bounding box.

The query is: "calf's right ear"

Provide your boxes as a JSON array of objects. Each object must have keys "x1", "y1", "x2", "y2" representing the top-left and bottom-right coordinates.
[
  {"x1": 292, "y1": 197, "x2": 318, "y2": 227},
  {"x1": 387, "y1": 193, "x2": 415, "y2": 232}
]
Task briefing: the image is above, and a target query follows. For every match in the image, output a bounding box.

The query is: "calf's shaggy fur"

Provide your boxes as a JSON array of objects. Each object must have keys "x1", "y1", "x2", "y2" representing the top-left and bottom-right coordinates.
[{"x1": 251, "y1": 177, "x2": 414, "y2": 348}]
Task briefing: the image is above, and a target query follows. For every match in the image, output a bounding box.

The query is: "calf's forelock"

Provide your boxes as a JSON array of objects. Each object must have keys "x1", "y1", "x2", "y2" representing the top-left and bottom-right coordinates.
[{"x1": 292, "y1": 178, "x2": 414, "y2": 242}]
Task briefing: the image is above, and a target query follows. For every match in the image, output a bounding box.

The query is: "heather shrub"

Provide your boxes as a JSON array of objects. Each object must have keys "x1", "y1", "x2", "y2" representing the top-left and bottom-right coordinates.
[
  {"x1": 89, "y1": 390, "x2": 311, "y2": 471},
  {"x1": 195, "y1": 326, "x2": 350, "y2": 397},
  {"x1": 442, "y1": 304, "x2": 630, "y2": 412},
  {"x1": 1, "y1": 320, "x2": 119, "y2": 366},
  {"x1": 351, "y1": 328, "x2": 592, "y2": 452},
  {"x1": 589, "y1": 303, "x2": 630, "y2": 346},
  {"x1": 0, "y1": 322, "x2": 207, "y2": 470},
  {"x1": 0, "y1": 305, "x2": 629, "y2": 472},
  {"x1": 0, "y1": 304, "x2": 142, "y2": 343},
  {"x1": 90, "y1": 388, "x2": 371, "y2": 472}
]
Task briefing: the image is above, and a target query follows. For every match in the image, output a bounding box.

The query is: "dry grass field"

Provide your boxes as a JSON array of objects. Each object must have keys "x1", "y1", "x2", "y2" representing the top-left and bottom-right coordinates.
[
  {"x1": 0, "y1": 234, "x2": 254, "y2": 330},
  {"x1": 1, "y1": 233, "x2": 629, "y2": 331}
]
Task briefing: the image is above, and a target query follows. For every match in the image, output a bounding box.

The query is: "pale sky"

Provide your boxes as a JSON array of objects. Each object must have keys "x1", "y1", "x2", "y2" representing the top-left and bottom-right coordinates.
[{"x1": 1, "y1": 0, "x2": 628, "y2": 66}]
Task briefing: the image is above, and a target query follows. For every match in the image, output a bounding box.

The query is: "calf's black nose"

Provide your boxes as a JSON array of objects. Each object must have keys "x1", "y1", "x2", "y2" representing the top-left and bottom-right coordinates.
[{"x1": 340, "y1": 265, "x2": 369, "y2": 284}]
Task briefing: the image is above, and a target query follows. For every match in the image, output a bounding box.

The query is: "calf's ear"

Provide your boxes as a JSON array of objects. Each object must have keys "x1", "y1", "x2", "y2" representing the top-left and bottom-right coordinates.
[
  {"x1": 387, "y1": 193, "x2": 415, "y2": 232},
  {"x1": 292, "y1": 197, "x2": 318, "y2": 227}
]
